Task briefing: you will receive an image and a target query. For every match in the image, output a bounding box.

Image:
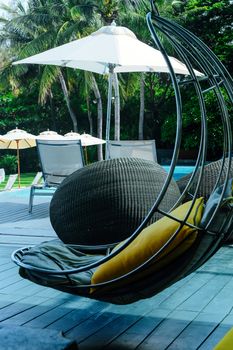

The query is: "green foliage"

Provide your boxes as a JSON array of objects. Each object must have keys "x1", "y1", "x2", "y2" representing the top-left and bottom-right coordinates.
[
  {"x1": 0, "y1": 154, "x2": 17, "y2": 174},
  {"x1": 176, "y1": 0, "x2": 233, "y2": 72},
  {"x1": 0, "y1": 0, "x2": 232, "y2": 164}
]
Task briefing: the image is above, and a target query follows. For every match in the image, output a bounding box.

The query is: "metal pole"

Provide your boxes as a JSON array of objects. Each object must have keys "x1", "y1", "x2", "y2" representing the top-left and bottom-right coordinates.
[
  {"x1": 16, "y1": 140, "x2": 20, "y2": 188},
  {"x1": 105, "y1": 65, "x2": 114, "y2": 159}
]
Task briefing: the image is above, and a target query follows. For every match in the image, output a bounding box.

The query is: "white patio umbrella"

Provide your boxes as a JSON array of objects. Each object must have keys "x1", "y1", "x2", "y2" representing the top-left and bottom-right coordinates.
[
  {"x1": 79, "y1": 133, "x2": 106, "y2": 147},
  {"x1": 64, "y1": 132, "x2": 105, "y2": 163},
  {"x1": 0, "y1": 128, "x2": 36, "y2": 188},
  {"x1": 37, "y1": 130, "x2": 65, "y2": 140},
  {"x1": 64, "y1": 131, "x2": 105, "y2": 145},
  {"x1": 13, "y1": 23, "x2": 203, "y2": 142},
  {"x1": 64, "y1": 131, "x2": 81, "y2": 140}
]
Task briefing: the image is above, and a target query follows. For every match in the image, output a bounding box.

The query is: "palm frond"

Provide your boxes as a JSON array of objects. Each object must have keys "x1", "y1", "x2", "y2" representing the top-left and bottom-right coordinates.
[
  {"x1": 39, "y1": 65, "x2": 61, "y2": 104},
  {"x1": 17, "y1": 29, "x2": 57, "y2": 59}
]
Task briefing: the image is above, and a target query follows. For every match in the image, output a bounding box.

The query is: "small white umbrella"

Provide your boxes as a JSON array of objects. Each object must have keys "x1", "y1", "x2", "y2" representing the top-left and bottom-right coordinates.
[
  {"x1": 13, "y1": 23, "x2": 203, "y2": 142},
  {"x1": 0, "y1": 128, "x2": 36, "y2": 188},
  {"x1": 0, "y1": 136, "x2": 6, "y2": 144},
  {"x1": 64, "y1": 131, "x2": 81, "y2": 140},
  {"x1": 37, "y1": 130, "x2": 65, "y2": 140},
  {"x1": 64, "y1": 132, "x2": 105, "y2": 163},
  {"x1": 80, "y1": 133, "x2": 106, "y2": 164},
  {"x1": 79, "y1": 133, "x2": 106, "y2": 147},
  {"x1": 64, "y1": 131, "x2": 105, "y2": 145}
]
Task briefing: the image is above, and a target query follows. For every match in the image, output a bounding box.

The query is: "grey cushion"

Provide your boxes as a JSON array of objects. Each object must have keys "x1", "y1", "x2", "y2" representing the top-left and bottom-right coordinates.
[{"x1": 19, "y1": 239, "x2": 102, "y2": 293}]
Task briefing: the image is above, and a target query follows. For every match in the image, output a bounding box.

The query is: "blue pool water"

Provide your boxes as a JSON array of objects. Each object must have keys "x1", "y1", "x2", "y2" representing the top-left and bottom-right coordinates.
[
  {"x1": 0, "y1": 166, "x2": 194, "y2": 198},
  {"x1": 162, "y1": 165, "x2": 195, "y2": 180}
]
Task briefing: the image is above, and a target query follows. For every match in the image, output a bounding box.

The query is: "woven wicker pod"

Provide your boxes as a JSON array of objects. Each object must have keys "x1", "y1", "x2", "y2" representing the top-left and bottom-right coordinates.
[
  {"x1": 177, "y1": 158, "x2": 233, "y2": 200},
  {"x1": 50, "y1": 158, "x2": 181, "y2": 245}
]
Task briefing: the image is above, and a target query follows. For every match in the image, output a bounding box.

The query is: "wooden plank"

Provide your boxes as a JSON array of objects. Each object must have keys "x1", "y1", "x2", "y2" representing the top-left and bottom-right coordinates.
[
  {"x1": 0, "y1": 293, "x2": 28, "y2": 310},
  {"x1": 1, "y1": 295, "x2": 76, "y2": 327},
  {"x1": 0, "y1": 325, "x2": 78, "y2": 350},
  {"x1": 22, "y1": 298, "x2": 82, "y2": 328},
  {"x1": 0, "y1": 236, "x2": 54, "y2": 245},
  {"x1": 0, "y1": 262, "x2": 14, "y2": 272},
  {"x1": 0, "y1": 295, "x2": 48, "y2": 322},
  {"x1": 33, "y1": 287, "x2": 64, "y2": 299},
  {"x1": 136, "y1": 310, "x2": 198, "y2": 350},
  {"x1": 177, "y1": 274, "x2": 232, "y2": 312},
  {"x1": 66, "y1": 305, "x2": 121, "y2": 343},
  {"x1": 80, "y1": 313, "x2": 140, "y2": 349},
  {"x1": 167, "y1": 312, "x2": 226, "y2": 350},
  {"x1": 199, "y1": 314, "x2": 233, "y2": 349},
  {"x1": 158, "y1": 271, "x2": 215, "y2": 310},
  {"x1": 97, "y1": 308, "x2": 171, "y2": 350},
  {"x1": 198, "y1": 325, "x2": 232, "y2": 350},
  {"x1": 201, "y1": 276, "x2": 233, "y2": 315},
  {"x1": 0, "y1": 279, "x2": 52, "y2": 297},
  {"x1": 47, "y1": 301, "x2": 107, "y2": 333},
  {"x1": 78, "y1": 300, "x2": 154, "y2": 348}
]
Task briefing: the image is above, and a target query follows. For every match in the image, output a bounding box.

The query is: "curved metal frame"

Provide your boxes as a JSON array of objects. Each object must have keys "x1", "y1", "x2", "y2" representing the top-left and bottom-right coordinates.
[{"x1": 12, "y1": 1, "x2": 233, "y2": 294}]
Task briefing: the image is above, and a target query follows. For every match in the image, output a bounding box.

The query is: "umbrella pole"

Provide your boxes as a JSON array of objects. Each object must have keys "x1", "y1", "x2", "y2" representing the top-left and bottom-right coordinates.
[
  {"x1": 105, "y1": 66, "x2": 114, "y2": 159},
  {"x1": 16, "y1": 140, "x2": 21, "y2": 188},
  {"x1": 84, "y1": 146, "x2": 88, "y2": 164}
]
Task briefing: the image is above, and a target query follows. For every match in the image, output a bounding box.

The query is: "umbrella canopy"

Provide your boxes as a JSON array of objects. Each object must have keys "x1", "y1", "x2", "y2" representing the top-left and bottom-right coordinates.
[
  {"x1": 64, "y1": 132, "x2": 105, "y2": 163},
  {"x1": 37, "y1": 130, "x2": 65, "y2": 140},
  {"x1": 0, "y1": 128, "x2": 36, "y2": 188},
  {"x1": 64, "y1": 132, "x2": 105, "y2": 146},
  {"x1": 79, "y1": 133, "x2": 106, "y2": 147},
  {"x1": 0, "y1": 128, "x2": 36, "y2": 149},
  {"x1": 64, "y1": 131, "x2": 81, "y2": 139},
  {"x1": 14, "y1": 24, "x2": 202, "y2": 76},
  {"x1": 13, "y1": 23, "x2": 203, "y2": 142}
]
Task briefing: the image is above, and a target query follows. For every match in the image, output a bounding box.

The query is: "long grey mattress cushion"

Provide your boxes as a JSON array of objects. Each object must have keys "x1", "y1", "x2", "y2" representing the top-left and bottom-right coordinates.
[{"x1": 19, "y1": 239, "x2": 103, "y2": 294}]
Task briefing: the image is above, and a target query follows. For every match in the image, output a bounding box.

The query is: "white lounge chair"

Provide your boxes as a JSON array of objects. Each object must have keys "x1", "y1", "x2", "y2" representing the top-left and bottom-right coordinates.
[
  {"x1": 0, "y1": 168, "x2": 5, "y2": 184},
  {"x1": 106, "y1": 140, "x2": 158, "y2": 162},
  {"x1": 29, "y1": 139, "x2": 84, "y2": 212},
  {"x1": 0, "y1": 174, "x2": 18, "y2": 191},
  {"x1": 31, "y1": 171, "x2": 43, "y2": 186}
]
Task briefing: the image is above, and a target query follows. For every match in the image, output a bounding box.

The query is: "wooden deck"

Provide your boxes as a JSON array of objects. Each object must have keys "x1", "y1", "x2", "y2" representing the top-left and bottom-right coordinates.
[{"x1": 0, "y1": 188, "x2": 233, "y2": 349}]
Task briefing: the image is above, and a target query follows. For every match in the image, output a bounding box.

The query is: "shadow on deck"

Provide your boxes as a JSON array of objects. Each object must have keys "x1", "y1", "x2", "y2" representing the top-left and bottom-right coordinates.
[{"x1": 0, "y1": 189, "x2": 233, "y2": 349}]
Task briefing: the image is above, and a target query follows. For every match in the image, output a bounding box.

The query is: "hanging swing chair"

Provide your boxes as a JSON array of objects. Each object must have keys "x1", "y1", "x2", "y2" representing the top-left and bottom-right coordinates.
[{"x1": 12, "y1": 0, "x2": 233, "y2": 305}]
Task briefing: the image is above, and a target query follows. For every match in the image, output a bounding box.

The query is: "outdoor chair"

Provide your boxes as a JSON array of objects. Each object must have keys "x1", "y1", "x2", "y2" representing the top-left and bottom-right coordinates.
[
  {"x1": 0, "y1": 174, "x2": 18, "y2": 191},
  {"x1": 0, "y1": 168, "x2": 5, "y2": 184},
  {"x1": 106, "y1": 140, "x2": 157, "y2": 162},
  {"x1": 12, "y1": 4, "x2": 233, "y2": 307},
  {"x1": 31, "y1": 171, "x2": 43, "y2": 186},
  {"x1": 29, "y1": 139, "x2": 84, "y2": 213}
]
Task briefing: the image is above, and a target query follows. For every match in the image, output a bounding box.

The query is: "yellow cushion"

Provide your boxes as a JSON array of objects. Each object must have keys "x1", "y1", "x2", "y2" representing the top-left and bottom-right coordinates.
[
  {"x1": 214, "y1": 328, "x2": 233, "y2": 350},
  {"x1": 91, "y1": 198, "x2": 204, "y2": 287}
]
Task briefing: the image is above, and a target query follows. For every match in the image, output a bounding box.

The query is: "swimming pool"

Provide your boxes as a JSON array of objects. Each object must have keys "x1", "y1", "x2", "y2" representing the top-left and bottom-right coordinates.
[
  {"x1": 0, "y1": 165, "x2": 194, "y2": 199},
  {"x1": 162, "y1": 165, "x2": 195, "y2": 180}
]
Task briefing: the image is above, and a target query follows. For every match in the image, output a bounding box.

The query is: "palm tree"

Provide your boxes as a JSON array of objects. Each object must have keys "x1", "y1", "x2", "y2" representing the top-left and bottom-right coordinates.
[{"x1": 0, "y1": 0, "x2": 173, "y2": 152}]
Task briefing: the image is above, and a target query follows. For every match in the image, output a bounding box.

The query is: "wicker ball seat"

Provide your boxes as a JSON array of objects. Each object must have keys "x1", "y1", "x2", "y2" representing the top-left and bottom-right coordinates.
[
  {"x1": 177, "y1": 158, "x2": 233, "y2": 200},
  {"x1": 50, "y1": 158, "x2": 181, "y2": 246}
]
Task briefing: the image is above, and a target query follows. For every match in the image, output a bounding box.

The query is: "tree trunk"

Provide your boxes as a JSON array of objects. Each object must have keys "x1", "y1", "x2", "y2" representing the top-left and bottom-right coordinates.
[
  {"x1": 138, "y1": 72, "x2": 145, "y2": 140},
  {"x1": 86, "y1": 94, "x2": 93, "y2": 135},
  {"x1": 92, "y1": 75, "x2": 103, "y2": 161},
  {"x1": 59, "y1": 72, "x2": 78, "y2": 132},
  {"x1": 113, "y1": 73, "x2": 120, "y2": 140},
  {"x1": 48, "y1": 90, "x2": 57, "y2": 131}
]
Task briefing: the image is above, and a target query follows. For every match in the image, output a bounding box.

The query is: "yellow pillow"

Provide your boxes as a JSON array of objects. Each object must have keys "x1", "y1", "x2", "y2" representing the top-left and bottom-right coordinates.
[
  {"x1": 91, "y1": 198, "x2": 204, "y2": 287},
  {"x1": 213, "y1": 328, "x2": 233, "y2": 350}
]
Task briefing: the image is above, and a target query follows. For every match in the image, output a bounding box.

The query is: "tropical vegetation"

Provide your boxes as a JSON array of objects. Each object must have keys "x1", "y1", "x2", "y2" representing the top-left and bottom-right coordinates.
[{"x1": 0, "y1": 0, "x2": 232, "y2": 172}]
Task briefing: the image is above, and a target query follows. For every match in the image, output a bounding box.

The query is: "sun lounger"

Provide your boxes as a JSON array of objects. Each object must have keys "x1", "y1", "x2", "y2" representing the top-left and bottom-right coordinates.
[{"x1": 29, "y1": 139, "x2": 84, "y2": 212}]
